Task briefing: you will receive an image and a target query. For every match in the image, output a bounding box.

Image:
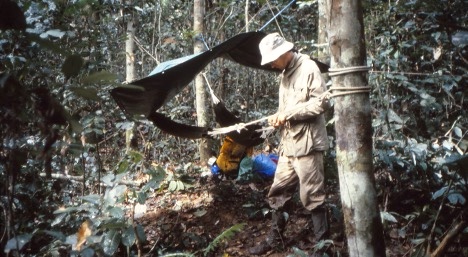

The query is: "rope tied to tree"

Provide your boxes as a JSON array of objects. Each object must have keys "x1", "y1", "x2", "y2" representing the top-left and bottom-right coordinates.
[
  {"x1": 328, "y1": 65, "x2": 371, "y2": 77},
  {"x1": 208, "y1": 66, "x2": 373, "y2": 137}
]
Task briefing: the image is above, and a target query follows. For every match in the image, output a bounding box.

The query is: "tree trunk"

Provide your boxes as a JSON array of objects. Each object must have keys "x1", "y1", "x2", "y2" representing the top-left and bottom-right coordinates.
[
  {"x1": 245, "y1": 0, "x2": 249, "y2": 32},
  {"x1": 124, "y1": 6, "x2": 136, "y2": 154},
  {"x1": 194, "y1": 0, "x2": 211, "y2": 163},
  {"x1": 125, "y1": 19, "x2": 136, "y2": 82},
  {"x1": 317, "y1": 0, "x2": 329, "y2": 65},
  {"x1": 327, "y1": 0, "x2": 386, "y2": 256}
]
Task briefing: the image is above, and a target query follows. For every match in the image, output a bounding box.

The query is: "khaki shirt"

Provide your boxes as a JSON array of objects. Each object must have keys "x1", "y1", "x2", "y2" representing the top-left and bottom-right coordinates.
[{"x1": 278, "y1": 53, "x2": 330, "y2": 157}]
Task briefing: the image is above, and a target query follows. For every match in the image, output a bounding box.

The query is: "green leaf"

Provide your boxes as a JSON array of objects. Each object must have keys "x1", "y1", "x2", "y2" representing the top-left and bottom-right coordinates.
[
  {"x1": 27, "y1": 34, "x2": 67, "y2": 55},
  {"x1": 42, "y1": 230, "x2": 66, "y2": 241},
  {"x1": 128, "y1": 150, "x2": 144, "y2": 163},
  {"x1": 177, "y1": 180, "x2": 185, "y2": 191},
  {"x1": 80, "y1": 248, "x2": 95, "y2": 257},
  {"x1": 102, "y1": 229, "x2": 121, "y2": 256},
  {"x1": 101, "y1": 220, "x2": 127, "y2": 229},
  {"x1": 53, "y1": 206, "x2": 80, "y2": 214},
  {"x1": 122, "y1": 226, "x2": 136, "y2": 247},
  {"x1": 193, "y1": 208, "x2": 207, "y2": 217},
  {"x1": 381, "y1": 211, "x2": 398, "y2": 223},
  {"x1": 81, "y1": 194, "x2": 102, "y2": 205},
  {"x1": 432, "y1": 187, "x2": 448, "y2": 200},
  {"x1": 289, "y1": 246, "x2": 309, "y2": 257},
  {"x1": 453, "y1": 127, "x2": 462, "y2": 138},
  {"x1": 4, "y1": 234, "x2": 33, "y2": 253},
  {"x1": 82, "y1": 71, "x2": 119, "y2": 85},
  {"x1": 135, "y1": 224, "x2": 147, "y2": 243},
  {"x1": 45, "y1": 29, "x2": 66, "y2": 38},
  {"x1": 447, "y1": 193, "x2": 465, "y2": 205},
  {"x1": 69, "y1": 87, "x2": 101, "y2": 101},
  {"x1": 137, "y1": 191, "x2": 147, "y2": 204},
  {"x1": 62, "y1": 54, "x2": 84, "y2": 79},
  {"x1": 108, "y1": 207, "x2": 125, "y2": 218},
  {"x1": 51, "y1": 212, "x2": 69, "y2": 226},
  {"x1": 203, "y1": 223, "x2": 245, "y2": 255},
  {"x1": 104, "y1": 185, "x2": 127, "y2": 206},
  {"x1": 168, "y1": 180, "x2": 177, "y2": 191},
  {"x1": 101, "y1": 173, "x2": 116, "y2": 187}
]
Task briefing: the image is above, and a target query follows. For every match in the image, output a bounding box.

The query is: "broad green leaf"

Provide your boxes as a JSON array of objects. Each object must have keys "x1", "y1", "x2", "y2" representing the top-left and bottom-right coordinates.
[
  {"x1": 45, "y1": 29, "x2": 66, "y2": 38},
  {"x1": 67, "y1": 143, "x2": 84, "y2": 156},
  {"x1": 42, "y1": 230, "x2": 66, "y2": 241},
  {"x1": 387, "y1": 109, "x2": 404, "y2": 124},
  {"x1": 447, "y1": 193, "x2": 465, "y2": 205},
  {"x1": 104, "y1": 185, "x2": 127, "y2": 206},
  {"x1": 432, "y1": 187, "x2": 447, "y2": 200},
  {"x1": 80, "y1": 248, "x2": 95, "y2": 257},
  {"x1": 62, "y1": 54, "x2": 84, "y2": 79},
  {"x1": 194, "y1": 208, "x2": 207, "y2": 217},
  {"x1": 101, "y1": 173, "x2": 116, "y2": 187},
  {"x1": 27, "y1": 34, "x2": 67, "y2": 55},
  {"x1": 290, "y1": 246, "x2": 308, "y2": 257},
  {"x1": 108, "y1": 207, "x2": 125, "y2": 218},
  {"x1": 135, "y1": 224, "x2": 147, "y2": 243},
  {"x1": 137, "y1": 191, "x2": 147, "y2": 204},
  {"x1": 51, "y1": 212, "x2": 69, "y2": 226},
  {"x1": 381, "y1": 211, "x2": 398, "y2": 223},
  {"x1": 102, "y1": 229, "x2": 121, "y2": 256},
  {"x1": 82, "y1": 71, "x2": 118, "y2": 85},
  {"x1": 53, "y1": 206, "x2": 79, "y2": 214},
  {"x1": 128, "y1": 150, "x2": 144, "y2": 163},
  {"x1": 114, "y1": 84, "x2": 145, "y2": 91},
  {"x1": 101, "y1": 220, "x2": 127, "y2": 229},
  {"x1": 453, "y1": 127, "x2": 462, "y2": 138},
  {"x1": 168, "y1": 180, "x2": 177, "y2": 191},
  {"x1": 117, "y1": 159, "x2": 130, "y2": 174},
  {"x1": 121, "y1": 227, "x2": 136, "y2": 247},
  {"x1": 177, "y1": 180, "x2": 185, "y2": 191},
  {"x1": 110, "y1": 185, "x2": 127, "y2": 199},
  {"x1": 69, "y1": 87, "x2": 101, "y2": 101},
  {"x1": 81, "y1": 194, "x2": 102, "y2": 205},
  {"x1": 4, "y1": 234, "x2": 33, "y2": 253}
]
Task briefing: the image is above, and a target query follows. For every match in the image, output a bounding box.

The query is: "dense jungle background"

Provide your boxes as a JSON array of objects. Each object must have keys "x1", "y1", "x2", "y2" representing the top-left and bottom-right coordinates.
[{"x1": 1, "y1": 0, "x2": 467, "y2": 256}]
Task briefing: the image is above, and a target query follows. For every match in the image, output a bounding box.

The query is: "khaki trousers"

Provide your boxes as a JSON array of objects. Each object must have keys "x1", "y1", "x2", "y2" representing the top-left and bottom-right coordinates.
[{"x1": 267, "y1": 151, "x2": 326, "y2": 211}]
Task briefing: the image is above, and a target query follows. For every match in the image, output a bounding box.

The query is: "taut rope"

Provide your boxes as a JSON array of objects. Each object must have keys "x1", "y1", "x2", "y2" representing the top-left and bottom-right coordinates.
[{"x1": 208, "y1": 66, "x2": 372, "y2": 136}]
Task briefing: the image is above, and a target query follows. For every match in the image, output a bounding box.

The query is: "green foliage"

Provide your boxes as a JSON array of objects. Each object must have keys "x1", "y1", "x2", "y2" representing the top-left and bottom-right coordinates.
[
  {"x1": 202, "y1": 223, "x2": 245, "y2": 256},
  {"x1": 1, "y1": 0, "x2": 466, "y2": 256}
]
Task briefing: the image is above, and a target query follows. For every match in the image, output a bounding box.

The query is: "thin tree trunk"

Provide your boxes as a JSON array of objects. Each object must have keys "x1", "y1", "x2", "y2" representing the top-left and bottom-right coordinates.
[
  {"x1": 125, "y1": 19, "x2": 136, "y2": 83},
  {"x1": 317, "y1": 0, "x2": 329, "y2": 65},
  {"x1": 245, "y1": 0, "x2": 249, "y2": 32},
  {"x1": 327, "y1": 0, "x2": 386, "y2": 256},
  {"x1": 194, "y1": 0, "x2": 211, "y2": 163},
  {"x1": 124, "y1": 1, "x2": 137, "y2": 154}
]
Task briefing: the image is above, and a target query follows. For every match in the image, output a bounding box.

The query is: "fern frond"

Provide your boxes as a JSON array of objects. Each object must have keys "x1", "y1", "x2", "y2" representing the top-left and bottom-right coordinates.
[{"x1": 203, "y1": 223, "x2": 246, "y2": 256}]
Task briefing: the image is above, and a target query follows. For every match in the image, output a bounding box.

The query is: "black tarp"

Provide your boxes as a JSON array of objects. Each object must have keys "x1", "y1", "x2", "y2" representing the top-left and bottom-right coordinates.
[{"x1": 110, "y1": 31, "x2": 329, "y2": 118}]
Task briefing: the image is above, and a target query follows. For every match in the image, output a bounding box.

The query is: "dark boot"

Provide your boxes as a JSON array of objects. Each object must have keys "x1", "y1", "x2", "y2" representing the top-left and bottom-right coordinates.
[
  {"x1": 249, "y1": 210, "x2": 287, "y2": 255},
  {"x1": 308, "y1": 205, "x2": 331, "y2": 257},
  {"x1": 311, "y1": 205, "x2": 329, "y2": 241}
]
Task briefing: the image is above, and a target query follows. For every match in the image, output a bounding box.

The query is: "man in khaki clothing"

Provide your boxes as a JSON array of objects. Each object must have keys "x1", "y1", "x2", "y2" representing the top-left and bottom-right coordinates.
[{"x1": 249, "y1": 32, "x2": 330, "y2": 255}]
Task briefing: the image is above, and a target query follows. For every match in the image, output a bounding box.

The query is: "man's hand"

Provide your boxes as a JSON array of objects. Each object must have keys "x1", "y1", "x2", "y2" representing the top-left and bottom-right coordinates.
[{"x1": 268, "y1": 112, "x2": 287, "y2": 127}]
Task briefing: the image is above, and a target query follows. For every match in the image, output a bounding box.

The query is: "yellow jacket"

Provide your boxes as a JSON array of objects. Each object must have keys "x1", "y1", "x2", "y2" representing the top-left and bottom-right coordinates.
[{"x1": 216, "y1": 136, "x2": 253, "y2": 173}]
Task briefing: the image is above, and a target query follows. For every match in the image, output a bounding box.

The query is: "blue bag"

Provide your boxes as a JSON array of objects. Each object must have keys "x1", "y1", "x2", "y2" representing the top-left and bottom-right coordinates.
[{"x1": 252, "y1": 154, "x2": 277, "y2": 178}]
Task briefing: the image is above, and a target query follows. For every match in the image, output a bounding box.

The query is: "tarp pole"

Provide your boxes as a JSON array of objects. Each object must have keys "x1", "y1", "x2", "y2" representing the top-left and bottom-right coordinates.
[{"x1": 259, "y1": 0, "x2": 296, "y2": 31}]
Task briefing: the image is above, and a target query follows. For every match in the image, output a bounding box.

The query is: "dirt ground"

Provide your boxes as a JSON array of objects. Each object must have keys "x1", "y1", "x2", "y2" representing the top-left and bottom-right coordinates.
[
  {"x1": 137, "y1": 173, "x2": 348, "y2": 257},
  {"x1": 136, "y1": 169, "x2": 468, "y2": 257}
]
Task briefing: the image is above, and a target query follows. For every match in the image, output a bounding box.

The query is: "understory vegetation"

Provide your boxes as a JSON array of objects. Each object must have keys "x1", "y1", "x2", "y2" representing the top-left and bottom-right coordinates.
[{"x1": 1, "y1": 0, "x2": 466, "y2": 256}]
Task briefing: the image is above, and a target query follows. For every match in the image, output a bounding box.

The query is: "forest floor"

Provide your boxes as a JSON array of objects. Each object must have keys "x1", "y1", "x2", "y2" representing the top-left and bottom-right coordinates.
[{"x1": 135, "y1": 170, "x2": 409, "y2": 257}]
